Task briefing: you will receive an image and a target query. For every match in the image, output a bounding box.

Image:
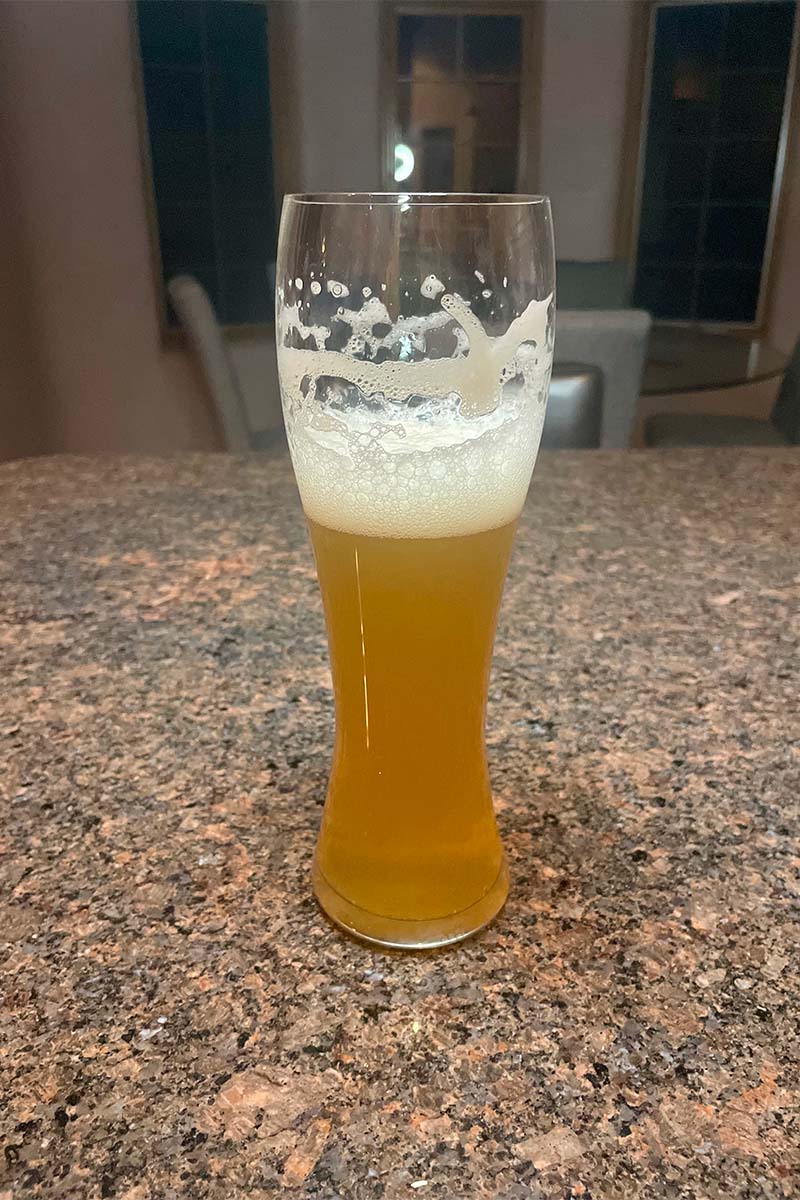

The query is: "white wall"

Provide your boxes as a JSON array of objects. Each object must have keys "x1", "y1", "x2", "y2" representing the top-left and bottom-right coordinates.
[
  {"x1": 275, "y1": 0, "x2": 383, "y2": 193},
  {"x1": 539, "y1": 0, "x2": 635, "y2": 261}
]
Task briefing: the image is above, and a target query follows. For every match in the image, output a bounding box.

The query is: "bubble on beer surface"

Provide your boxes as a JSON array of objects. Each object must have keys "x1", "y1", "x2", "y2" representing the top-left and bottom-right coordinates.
[
  {"x1": 310, "y1": 280, "x2": 322, "y2": 296},
  {"x1": 277, "y1": 280, "x2": 553, "y2": 539},
  {"x1": 327, "y1": 279, "x2": 349, "y2": 299}
]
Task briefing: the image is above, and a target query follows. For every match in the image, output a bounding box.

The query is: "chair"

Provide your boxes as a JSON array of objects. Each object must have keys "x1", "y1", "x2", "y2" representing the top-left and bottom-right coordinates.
[
  {"x1": 555, "y1": 309, "x2": 652, "y2": 448},
  {"x1": 167, "y1": 275, "x2": 282, "y2": 452},
  {"x1": 542, "y1": 364, "x2": 602, "y2": 449},
  {"x1": 645, "y1": 336, "x2": 800, "y2": 448}
]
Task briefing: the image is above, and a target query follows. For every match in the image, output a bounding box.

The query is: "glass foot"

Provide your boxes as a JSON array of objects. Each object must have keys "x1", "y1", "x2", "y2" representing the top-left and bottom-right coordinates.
[{"x1": 312, "y1": 859, "x2": 508, "y2": 950}]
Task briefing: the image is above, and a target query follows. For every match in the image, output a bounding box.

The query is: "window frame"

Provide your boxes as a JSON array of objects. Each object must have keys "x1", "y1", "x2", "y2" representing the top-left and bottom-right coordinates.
[
  {"x1": 379, "y1": 0, "x2": 543, "y2": 196},
  {"x1": 626, "y1": 0, "x2": 800, "y2": 332}
]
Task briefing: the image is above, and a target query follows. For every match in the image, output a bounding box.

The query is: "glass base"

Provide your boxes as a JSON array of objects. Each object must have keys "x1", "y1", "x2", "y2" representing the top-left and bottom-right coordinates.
[{"x1": 312, "y1": 858, "x2": 509, "y2": 950}]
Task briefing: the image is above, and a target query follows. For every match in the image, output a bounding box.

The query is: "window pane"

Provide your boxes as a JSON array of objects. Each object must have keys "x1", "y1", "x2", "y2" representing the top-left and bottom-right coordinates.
[
  {"x1": 710, "y1": 138, "x2": 779, "y2": 203},
  {"x1": 214, "y1": 138, "x2": 272, "y2": 196},
  {"x1": 717, "y1": 72, "x2": 787, "y2": 139},
  {"x1": 633, "y1": 266, "x2": 695, "y2": 320},
  {"x1": 703, "y1": 206, "x2": 769, "y2": 265},
  {"x1": 658, "y1": 3, "x2": 726, "y2": 61},
  {"x1": 397, "y1": 14, "x2": 457, "y2": 79},
  {"x1": 149, "y1": 132, "x2": 212, "y2": 208},
  {"x1": 210, "y1": 69, "x2": 272, "y2": 138},
  {"x1": 663, "y1": 140, "x2": 709, "y2": 203},
  {"x1": 206, "y1": 0, "x2": 271, "y2": 73},
  {"x1": 638, "y1": 206, "x2": 701, "y2": 263},
  {"x1": 220, "y1": 265, "x2": 273, "y2": 325},
  {"x1": 137, "y1": 0, "x2": 202, "y2": 67},
  {"x1": 696, "y1": 267, "x2": 760, "y2": 322},
  {"x1": 724, "y1": 1, "x2": 795, "y2": 71},
  {"x1": 143, "y1": 66, "x2": 206, "y2": 134},
  {"x1": 218, "y1": 204, "x2": 275, "y2": 268},
  {"x1": 667, "y1": 69, "x2": 718, "y2": 137},
  {"x1": 157, "y1": 206, "x2": 216, "y2": 277},
  {"x1": 138, "y1": 1, "x2": 277, "y2": 326},
  {"x1": 463, "y1": 15, "x2": 522, "y2": 77}
]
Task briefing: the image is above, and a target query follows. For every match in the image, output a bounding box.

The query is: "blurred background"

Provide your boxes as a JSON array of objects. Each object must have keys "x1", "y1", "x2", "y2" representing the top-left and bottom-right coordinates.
[{"x1": 0, "y1": 0, "x2": 798, "y2": 462}]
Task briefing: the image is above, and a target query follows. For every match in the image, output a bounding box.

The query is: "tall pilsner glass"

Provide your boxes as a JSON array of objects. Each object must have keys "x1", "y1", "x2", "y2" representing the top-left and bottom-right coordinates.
[{"x1": 276, "y1": 194, "x2": 554, "y2": 949}]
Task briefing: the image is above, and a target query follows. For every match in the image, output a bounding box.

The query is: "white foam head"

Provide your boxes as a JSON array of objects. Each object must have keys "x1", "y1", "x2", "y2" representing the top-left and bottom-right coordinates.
[{"x1": 277, "y1": 279, "x2": 553, "y2": 538}]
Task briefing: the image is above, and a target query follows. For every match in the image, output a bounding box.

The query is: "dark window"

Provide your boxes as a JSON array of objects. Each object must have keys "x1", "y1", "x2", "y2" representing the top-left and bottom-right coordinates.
[
  {"x1": 633, "y1": 1, "x2": 794, "y2": 324},
  {"x1": 136, "y1": 0, "x2": 277, "y2": 326}
]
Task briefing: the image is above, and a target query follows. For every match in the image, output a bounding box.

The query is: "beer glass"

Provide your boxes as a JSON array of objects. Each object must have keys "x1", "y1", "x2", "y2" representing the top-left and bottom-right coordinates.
[{"x1": 276, "y1": 194, "x2": 554, "y2": 948}]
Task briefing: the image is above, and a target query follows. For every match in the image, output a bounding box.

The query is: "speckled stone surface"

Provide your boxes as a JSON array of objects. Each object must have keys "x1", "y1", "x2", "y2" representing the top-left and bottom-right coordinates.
[{"x1": 1, "y1": 449, "x2": 798, "y2": 1199}]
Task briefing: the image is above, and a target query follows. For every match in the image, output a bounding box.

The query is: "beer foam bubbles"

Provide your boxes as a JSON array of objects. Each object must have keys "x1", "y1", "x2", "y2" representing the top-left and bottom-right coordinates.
[{"x1": 278, "y1": 280, "x2": 553, "y2": 538}]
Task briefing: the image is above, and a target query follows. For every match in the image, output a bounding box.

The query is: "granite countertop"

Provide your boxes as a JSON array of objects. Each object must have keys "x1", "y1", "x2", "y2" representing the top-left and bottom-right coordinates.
[{"x1": 1, "y1": 450, "x2": 798, "y2": 1199}]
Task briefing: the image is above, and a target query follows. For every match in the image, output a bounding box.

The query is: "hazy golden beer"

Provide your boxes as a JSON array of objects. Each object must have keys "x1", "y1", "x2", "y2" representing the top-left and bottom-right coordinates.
[
  {"x1": 276, "y1": 192, "x2": 554, "y2": 946},
  {"x1": 309, "y1": 517, "x2": 516, "y2": 940}
]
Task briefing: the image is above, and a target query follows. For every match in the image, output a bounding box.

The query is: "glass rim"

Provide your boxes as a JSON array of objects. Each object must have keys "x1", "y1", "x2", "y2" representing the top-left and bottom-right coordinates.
[{"x1": 283, "y1": 192, "x2": 551, "y2": 208}]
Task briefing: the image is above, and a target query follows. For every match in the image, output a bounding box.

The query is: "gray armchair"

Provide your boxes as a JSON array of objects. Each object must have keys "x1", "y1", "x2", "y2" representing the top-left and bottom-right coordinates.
[
  {"x1": 555, "y1": 309, "x2": 652, "y2": 448},
  {"x1": 168, "y1": 274, "x2": 283, "y2": 453}
]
